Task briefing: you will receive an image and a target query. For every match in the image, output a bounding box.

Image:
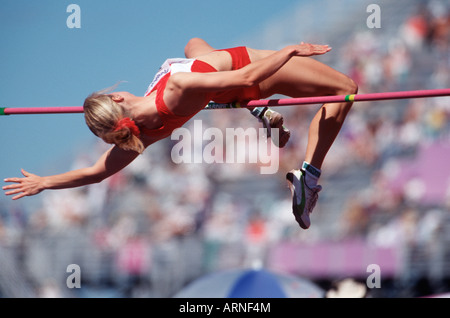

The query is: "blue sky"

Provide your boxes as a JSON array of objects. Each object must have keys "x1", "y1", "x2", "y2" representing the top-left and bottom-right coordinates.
[{"x1": 0, "y1": 0, "x2": 302, "y2": 206}]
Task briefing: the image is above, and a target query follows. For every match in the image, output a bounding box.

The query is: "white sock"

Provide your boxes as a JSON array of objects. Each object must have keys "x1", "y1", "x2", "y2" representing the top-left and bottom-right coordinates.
[{"x1": 302, "y1": 161, "x2": 321, "y2": 188}]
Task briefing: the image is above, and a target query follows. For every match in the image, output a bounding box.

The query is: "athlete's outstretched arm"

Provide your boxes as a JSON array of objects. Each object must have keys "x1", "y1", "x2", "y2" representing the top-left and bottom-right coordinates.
[
  {"x1": 170, "y1": 42, "x2": 331, "y2": 93},
  {"x1": 2, "y1": 145, "x2": 139, "y2": 200}
]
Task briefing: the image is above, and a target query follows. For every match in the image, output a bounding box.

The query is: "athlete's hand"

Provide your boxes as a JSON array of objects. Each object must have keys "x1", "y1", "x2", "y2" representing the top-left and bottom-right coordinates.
[
  {"x1": 3, "y1": 169, "x2": 44, "y2": 200},
  {"x1": 291, "y1": 42, "x2": 331, "y2": 56}
]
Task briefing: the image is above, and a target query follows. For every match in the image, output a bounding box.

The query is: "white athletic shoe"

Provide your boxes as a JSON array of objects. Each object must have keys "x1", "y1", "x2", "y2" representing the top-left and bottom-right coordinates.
[
  {"x1": 286, "y1": 169, "x2": 322, "y2": 229},
  {"x1": 261, "y1": 109, "x2": 291, "y2": 148},
  {"x1": 251, "y1": 107, "x2": 291, "y2": 148}
]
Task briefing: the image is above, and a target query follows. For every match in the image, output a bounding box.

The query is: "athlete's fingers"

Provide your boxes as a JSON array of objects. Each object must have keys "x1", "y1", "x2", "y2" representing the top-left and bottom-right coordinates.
[
  {"x1": 312, "y1": 44, "x2": 330, "y2": 50},
  {"x1": 3, "y1": 177, "x2": 24, "y2": 183},
  {"x1": 2, "y1": 183, "x2": 23, "y2": 190},
  {"x1": 311, "y1": 45, "x2": 331, "y2": 54},
  {"x1": 4, "y1": 169, "x2": 34, "y2": 184},
  {"x1": 12, "y1": 193, "x2": 27, "y2": 200},
  {"x1": 4, "y1": 188, "x2": 24, "y2": 196},
  {"x1": 21, "y1": 169, "x2": 32, "y2": 177},
  {"x1": 295, "y1": 43, "x2": 330, "y2": 56}
]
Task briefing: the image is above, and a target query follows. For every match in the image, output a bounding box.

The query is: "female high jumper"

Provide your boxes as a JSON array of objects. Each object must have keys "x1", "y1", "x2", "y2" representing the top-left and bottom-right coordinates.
[{"x1": 2, "y1": 38, "x2": 357, "y2": 230}]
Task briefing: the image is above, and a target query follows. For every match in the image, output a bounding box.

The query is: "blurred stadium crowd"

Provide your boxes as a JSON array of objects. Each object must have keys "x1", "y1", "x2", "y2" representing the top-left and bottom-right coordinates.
[{"x1": 0, "y1": 0, "x2": 449, "y2": 298}]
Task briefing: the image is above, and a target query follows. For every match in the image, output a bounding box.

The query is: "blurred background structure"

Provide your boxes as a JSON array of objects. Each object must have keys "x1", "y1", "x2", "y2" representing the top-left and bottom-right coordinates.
[{"x1": 0, "y1": 0, "x2": 449, "y2": 298}]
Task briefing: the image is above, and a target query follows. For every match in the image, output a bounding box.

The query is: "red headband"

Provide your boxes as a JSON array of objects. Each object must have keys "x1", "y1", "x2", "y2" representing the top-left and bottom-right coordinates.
[{"x1": 114, "y1": 117, "x2": 140, "y2": 137}]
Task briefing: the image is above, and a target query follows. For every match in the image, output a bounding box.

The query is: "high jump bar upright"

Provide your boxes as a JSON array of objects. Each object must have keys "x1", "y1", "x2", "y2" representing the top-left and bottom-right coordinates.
[{"x1": 1, "y1": 88, "x2": 449, "y2": 115}]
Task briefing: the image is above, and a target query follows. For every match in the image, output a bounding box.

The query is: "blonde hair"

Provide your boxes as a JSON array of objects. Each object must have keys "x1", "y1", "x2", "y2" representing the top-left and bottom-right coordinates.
[{"x1": 83, "y1": 89, "x2": 145, "y2": 154}]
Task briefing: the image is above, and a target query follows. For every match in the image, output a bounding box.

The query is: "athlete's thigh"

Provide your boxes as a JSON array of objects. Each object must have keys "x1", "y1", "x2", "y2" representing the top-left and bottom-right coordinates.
[{"x1": 254, "y1": 51, "x2": 352, "y2": 98}]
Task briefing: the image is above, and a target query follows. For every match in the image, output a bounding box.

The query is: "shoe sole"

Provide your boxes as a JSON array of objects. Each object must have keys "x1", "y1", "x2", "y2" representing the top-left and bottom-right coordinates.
[
  {"x1": 286, "y1": 170, "x2": 309, "y2": 229},
  {"x1": 268, "y1": 112, "x2": 290, "y2": 148}
]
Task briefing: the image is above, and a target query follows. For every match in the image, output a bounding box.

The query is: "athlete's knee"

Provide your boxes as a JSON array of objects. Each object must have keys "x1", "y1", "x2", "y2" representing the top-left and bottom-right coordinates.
[
  {"x1": 184, "y1": 37, "x2": 213, "y2": 58},
  {"x1": 347, "y1": 77, "x2": 359, "y2": 95},
  {"x1": 333, "y1": 76, "x2": 358, "y2": 119},
  {"x1": 184, "y1": 38, "x2": 200, "y2": 57},
  {"x1": 338, "y1": 76, "x2": 359, "y2": 96}
]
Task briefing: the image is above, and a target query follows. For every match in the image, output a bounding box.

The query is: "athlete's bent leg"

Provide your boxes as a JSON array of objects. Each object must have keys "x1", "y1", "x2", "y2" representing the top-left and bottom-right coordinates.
[
  {"x1": 257, "y1": 53, "x2": 358, "y2": 168},
  {"x1": 254, "y1": 51, "x2": 358, "y2": 229}
]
